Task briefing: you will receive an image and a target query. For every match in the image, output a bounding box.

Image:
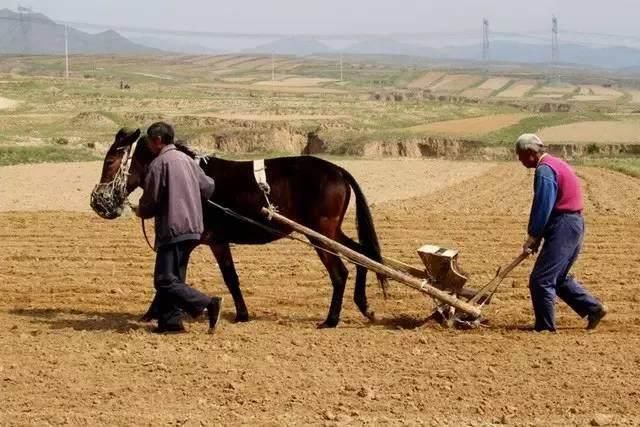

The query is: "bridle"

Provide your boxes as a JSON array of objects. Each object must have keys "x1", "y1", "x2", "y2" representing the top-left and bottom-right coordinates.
[{"x1": 90, "y1": 138, "x2": 139, "y2": 218}]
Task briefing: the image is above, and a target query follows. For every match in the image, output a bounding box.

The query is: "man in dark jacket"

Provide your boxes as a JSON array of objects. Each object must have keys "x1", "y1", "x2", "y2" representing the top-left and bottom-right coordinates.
[{"x1": 135, "y1": 121, "x2": 222, "y2": 334}]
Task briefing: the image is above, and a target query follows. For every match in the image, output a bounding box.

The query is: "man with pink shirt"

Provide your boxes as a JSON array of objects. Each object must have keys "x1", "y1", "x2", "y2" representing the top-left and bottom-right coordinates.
[{"x1": 516, "y1": 134, "x2": 607, "y2": 332}]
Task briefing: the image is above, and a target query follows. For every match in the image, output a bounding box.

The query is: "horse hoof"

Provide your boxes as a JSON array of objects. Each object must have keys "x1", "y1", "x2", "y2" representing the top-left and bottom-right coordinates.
[
  {"x1": 317, "y1": 320, "x2": 338, "y2": 329},
  {"x1": 366, "y1": 311, "x2": 376, "y2": 322}
]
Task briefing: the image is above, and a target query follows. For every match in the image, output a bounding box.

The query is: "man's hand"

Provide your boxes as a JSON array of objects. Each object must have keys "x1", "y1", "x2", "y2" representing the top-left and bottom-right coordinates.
[{"x1": 523, "y1": 235, "x2": 541, "y2": 255}]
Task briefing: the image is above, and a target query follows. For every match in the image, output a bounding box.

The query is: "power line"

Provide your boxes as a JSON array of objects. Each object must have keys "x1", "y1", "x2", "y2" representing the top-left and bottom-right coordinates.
[{"x1": 0, "y1": 14, "x2": 578, "y2": 43}]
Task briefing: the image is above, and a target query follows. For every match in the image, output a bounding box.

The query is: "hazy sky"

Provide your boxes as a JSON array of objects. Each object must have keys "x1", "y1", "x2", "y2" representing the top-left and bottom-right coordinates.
[{"x1": 1, "y1": 0, "x2": 639, "y2": 37}]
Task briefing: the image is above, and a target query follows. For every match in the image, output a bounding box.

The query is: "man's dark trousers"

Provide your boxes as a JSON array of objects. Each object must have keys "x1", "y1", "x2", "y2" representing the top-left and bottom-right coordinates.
[
  {"x1": 529, "y1": 213, "x2": 601, "y2": 331},
  {"x1": 154, "y1": 240, "x2": 211, "y2": 328}
]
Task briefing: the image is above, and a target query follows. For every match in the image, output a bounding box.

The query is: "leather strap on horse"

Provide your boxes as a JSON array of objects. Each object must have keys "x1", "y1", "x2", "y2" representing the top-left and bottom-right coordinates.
[{"x1": 253, "y1": 159, "x2": 277, "y2": 212}]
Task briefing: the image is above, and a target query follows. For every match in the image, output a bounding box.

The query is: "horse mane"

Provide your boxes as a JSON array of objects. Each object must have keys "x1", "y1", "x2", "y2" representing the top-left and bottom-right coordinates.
[
  {"x1": 132, "y1": 136, "x2": 216, "y2": 164},
  {"x1": 175, "y1": 140, "x2": 217, "y2": 160},
  {"x1": 174, "y1": 140, "x2": 197, "y2": 158}
]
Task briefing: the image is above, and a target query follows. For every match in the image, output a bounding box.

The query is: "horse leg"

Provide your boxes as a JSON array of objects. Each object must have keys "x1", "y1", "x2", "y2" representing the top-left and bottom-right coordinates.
[
  {"x1": 336, "y1": 233, "x2": 376, "y2": 321},
  {"x1": 313, "y1": 243, "x2": 349, "y2": 329},
  {"x1": 210, "y1": 243, "x2": 249, "y2": 323},
  {"x1": 353, "y1": 265, "x2": 375, "y2": 321}
]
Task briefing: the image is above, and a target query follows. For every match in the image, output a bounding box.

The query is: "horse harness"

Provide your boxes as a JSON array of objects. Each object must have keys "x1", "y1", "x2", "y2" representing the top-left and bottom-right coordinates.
[
  {"x1": 90, "y1": 140, "x2": 137, "y2": 218},
  {"x1": 253, "y1": 159, "x2": 277, "y2": 214}
]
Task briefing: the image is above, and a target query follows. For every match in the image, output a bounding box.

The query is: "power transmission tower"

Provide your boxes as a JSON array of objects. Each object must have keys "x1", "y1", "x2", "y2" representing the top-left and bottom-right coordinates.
[
  {"x1": 482, "y1": 18, "x2": 490, "y2": 63},
  {"x1": 18, "y1": 5, "x2": 32, "y2": 54},
  {"x1": 551, "y1": 15, "x2": 559, "y2": 81}
]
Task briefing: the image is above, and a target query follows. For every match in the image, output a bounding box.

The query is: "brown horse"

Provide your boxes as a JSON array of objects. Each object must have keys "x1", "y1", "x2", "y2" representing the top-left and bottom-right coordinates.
[{"x1": 91, "y1": 128, "x2": 388, "y2": 328}]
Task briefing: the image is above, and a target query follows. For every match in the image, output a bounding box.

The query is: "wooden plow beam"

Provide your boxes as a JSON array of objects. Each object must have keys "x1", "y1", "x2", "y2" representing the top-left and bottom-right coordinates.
[{"x1": 261, "y1": 208, "x2": 482, "y2": 319}]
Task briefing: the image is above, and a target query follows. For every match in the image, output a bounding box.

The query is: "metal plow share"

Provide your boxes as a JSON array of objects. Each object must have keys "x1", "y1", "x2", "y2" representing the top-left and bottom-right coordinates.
[{"x1": 262, "y1": 208, "x2": 528, "y2": 329}]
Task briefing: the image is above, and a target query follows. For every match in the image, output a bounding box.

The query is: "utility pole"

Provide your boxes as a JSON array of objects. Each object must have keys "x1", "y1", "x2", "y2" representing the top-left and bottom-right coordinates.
[
  {"x1": 482, "y1": 18, "x2": 490, "y2": 63},
  {"x1": 551, "y1": 15, "x2": 559, "y2": 81},
  {"x1": 339, "y1": 53, "x2": 343, "y2": 82},
  {"x1": 271, "y1": 53, "x2": 275, "y2": 81},
  {"x1": 64, "y1": 24, "x2": 69, "y2": 80}
]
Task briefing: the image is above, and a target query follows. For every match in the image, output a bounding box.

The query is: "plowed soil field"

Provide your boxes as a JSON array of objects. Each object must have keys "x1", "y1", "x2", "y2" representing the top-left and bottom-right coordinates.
[{"x1": 1, "y1": 160, "x2": 640, "y2": 425}]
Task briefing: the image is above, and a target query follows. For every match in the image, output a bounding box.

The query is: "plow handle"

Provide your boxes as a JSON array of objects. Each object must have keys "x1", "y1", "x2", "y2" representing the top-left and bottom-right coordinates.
[{"x1": 498, "y1": 252, "x2": 530, "y2": 280}]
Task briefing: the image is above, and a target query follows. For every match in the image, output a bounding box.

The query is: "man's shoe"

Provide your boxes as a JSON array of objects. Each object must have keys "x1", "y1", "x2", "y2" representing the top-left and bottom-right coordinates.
[
  {"x1": 207, "y1": 297, "x2": 223, "y2": 333},
  {"x1": 152, "y1": 323, "x2": 186, "y2": 334},
  {"x1": 587, "y1": 305, "x2": 608, "y2": 330}
]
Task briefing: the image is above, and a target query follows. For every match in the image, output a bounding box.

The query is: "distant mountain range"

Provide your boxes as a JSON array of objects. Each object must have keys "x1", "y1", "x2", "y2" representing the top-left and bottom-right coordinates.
[
  {"x1": 3, "y1": 8, "x2": 640, "y2": 70},
  {"x1": 246, "y1": 36, "x2": 640, "y2": 69},
  {"x1": 244, "y1": 37, "x2": 333, "y2": 55},
  {"x1": 130, "y1": 36, "x2": 218, "y2": 55},
  {"x1": 0, "y1": 8, "x2": 156, "y2": 54}
]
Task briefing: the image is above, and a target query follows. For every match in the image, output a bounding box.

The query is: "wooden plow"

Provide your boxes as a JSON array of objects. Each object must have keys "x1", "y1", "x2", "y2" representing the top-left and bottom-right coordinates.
[{"x1": 261, "y1": 208, "x2": 528, "y2": 328}]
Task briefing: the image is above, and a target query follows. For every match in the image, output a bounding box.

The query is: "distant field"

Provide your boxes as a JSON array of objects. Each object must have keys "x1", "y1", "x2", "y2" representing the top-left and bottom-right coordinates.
[
  {"x1": 572, "y1": 85, "x2": 624, "y2": 102},
  {"x1": 495, "y1": 79, "x2": 539, "y2": 98},
  {"x1": 3, "y1": 54, "x2": 640, "y2": 161},
  {"x1": 405, "y1": 113, "x2": 531, "y2": 138},
  {"x1": 0, "y1": 145, "x2": 100, "y2": 166},
  {"x1": 256, "y1": 59, "x2": 303, "y2": 71},
  {"x1": 461, "y1": 77, "x2": 511, "y2": 98},
  {"x1": 207, "y1": 82, "x2": 347, "y2": 94},
  {"x1": 0, "y1": 96, "x2": 20, "y2": 110},
  {"x1": 538, "y1": 120, "x2": 640, "y2": 144},
  {"x1": 407, "y1": 72, "x2": 446, "y2": 89},
  {"x1": 219, "y1": 77, "x2": 256, "y2": 83},
  {"x1": 186, "y1": 55, "x2": 235, "y2": 66},
  {"x1": 536, "y1": 83, "x2": 576, "y2": 94},
  {"x1": 532, "y1": 93, "x2": 565, "y2": 99},
  {"x1": 429, "y1": 74, "x2": 483, "y2": 93},
  {"x1": 628, "y1": 90, "x2": 640, "y2": 104},
  {"x1": 254, "y1": 77, "x2": 338, "y2": 87},
  {"x1": 572, "y1": 95, "x2": 616, "y2": 102}
]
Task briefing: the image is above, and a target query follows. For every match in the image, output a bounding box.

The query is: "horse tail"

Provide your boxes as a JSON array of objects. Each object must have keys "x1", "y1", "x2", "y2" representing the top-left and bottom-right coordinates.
[{"x1": 341, "y1": 168, "x2": 389, "y2": 298}]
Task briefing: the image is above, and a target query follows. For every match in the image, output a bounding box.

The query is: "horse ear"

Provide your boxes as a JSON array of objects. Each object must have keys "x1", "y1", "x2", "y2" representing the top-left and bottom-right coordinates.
[{"x1": 115, "y1": 128, "x2": 141, "y2": 147}]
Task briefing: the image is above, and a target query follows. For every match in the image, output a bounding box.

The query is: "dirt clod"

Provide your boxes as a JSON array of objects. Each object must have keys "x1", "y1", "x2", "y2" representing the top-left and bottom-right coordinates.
[{"x1": 590, "y1": 414, "x2": 614, "y2": 426}]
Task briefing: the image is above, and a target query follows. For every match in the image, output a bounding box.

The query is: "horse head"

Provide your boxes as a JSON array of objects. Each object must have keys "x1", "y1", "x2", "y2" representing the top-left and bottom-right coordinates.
[
  {"x1": 90, "y1": 127, "x2": 141, "y2": 219},
  {"x1": 91, "y1": 127, "x2": 204, "y2": 220}
]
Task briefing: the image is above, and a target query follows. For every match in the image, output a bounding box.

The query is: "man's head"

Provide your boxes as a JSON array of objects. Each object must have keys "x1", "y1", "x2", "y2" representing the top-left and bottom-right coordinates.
[
  {"x1": 146, "y1": 121, "x2": 175, "y2": 156},
  {"x1": 515, "y1": 133, "x2": 545, "y2": 168}
]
